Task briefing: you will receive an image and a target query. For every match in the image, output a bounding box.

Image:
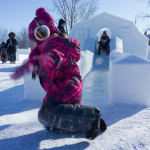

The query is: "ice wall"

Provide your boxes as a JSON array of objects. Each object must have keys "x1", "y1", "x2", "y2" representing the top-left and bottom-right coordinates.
[
  {"x1": 24, "y1": 50, "x2": 93, "y2": 101},
  {"x1": 24, "y1": 72, "x2": 45, "y2": 101},
  {"x1": 110, "y1": 37, "x2": 123, "y2": 53},
  {"x1": 77, "y1": 50, "x2": 93, "y2": 78},
  {"x1": 110, "y1": 38, "x2": 150, "y2": 106},
  {"x1": 16, "y1": 48, "x2": 30, "y2": 61},
  {"x1": 69, "y1": 12, "x2": 148, "y2": 59}
]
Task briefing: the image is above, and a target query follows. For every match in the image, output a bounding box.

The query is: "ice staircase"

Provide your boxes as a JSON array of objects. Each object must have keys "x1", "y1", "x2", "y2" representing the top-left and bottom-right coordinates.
[{"x1": 82, "y1": 50, "x2": 110, "y2": 107}]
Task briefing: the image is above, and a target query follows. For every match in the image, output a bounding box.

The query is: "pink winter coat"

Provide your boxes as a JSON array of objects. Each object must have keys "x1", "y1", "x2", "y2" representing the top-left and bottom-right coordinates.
[{"x1": 28, "y1": 33, "x2": 83, "y2": 104}]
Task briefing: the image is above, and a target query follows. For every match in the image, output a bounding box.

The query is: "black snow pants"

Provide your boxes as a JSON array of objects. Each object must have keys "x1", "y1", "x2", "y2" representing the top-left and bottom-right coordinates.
[
  {"x1": 38, "y1": 98, "x2": 99, "y2": 133},
  {"x1": 10, "y1": 52, "x2": 16, "y2": 62},
  {"x1": 98, "y1": 42, "x2": 110, "y2": 54}
]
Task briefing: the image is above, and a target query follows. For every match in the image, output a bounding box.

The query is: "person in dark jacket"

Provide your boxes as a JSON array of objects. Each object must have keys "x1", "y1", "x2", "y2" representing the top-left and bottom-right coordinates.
[
  {"x1": 58, "y1": 19, "x2": 67, "y2": 38},
  {"x1": 98, "y1": 31, "x2": 110, "y2": 55},
  {"x1": 0, "y1": 42, "x2": 7, "y2": 63},
  {"x1": 6, "y1": 32, "x2": 17, "y2": 64}
]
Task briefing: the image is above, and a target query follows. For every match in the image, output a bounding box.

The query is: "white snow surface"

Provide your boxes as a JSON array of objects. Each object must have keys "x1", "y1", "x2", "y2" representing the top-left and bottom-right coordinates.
[
  {"x1": 16, "y1": 48, "x2": 31, "y2": 62},
  {"x1": 0, "y1": 61, "x2": 150, "y2": 150}
]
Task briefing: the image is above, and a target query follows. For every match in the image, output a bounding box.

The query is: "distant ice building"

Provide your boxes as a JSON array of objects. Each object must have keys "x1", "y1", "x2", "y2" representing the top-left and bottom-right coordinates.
[
  {"x1": 24, "y1": 12, "x2": 150, "y2": 106},
  {"x1": 69, "y1": 12, "x2": 148, "y2": 59}
]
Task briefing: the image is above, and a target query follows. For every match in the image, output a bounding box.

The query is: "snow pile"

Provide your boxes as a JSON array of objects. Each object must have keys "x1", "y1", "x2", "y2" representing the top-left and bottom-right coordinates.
[
  {"x1": 110, "y1": 49, "x2": 150, "y2": 106},
  {"x1": 24, "y1": 50, "x2": 94, "y2": 101},
  {"x1": 16, "y1": 48, "x2": 31, "y2": 62},
  {"x1": 69, "y1": 12, "x2": 148, "y2": 59}
]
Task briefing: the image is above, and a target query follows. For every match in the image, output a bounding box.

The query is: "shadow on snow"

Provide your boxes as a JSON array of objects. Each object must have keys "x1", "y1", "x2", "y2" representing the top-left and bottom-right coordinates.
[
  {"x1": 0, "y1": 84, "x2": 41, "y2": 116},
  {"x1": 0, "y1": 130, "x2": 89, "y2": 150},
  {"x1": 0, "y1": 66, "x2": 18, "y2": 72}
]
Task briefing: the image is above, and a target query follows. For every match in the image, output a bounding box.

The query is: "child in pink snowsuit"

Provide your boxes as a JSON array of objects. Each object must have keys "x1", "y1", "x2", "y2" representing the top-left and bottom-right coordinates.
[{"x1": 11, "y1": 8, "x2": 106, "y2": 140}]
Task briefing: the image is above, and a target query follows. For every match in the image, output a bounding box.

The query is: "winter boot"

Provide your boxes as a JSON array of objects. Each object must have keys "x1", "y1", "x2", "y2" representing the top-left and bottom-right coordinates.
[
  {"x1": 100, "y1": 118, "x2": 107, "y2": 131},
  {"x1": 45, "y1": 126, "x2": 51, "y2": 131},
  {"x1": 86, "y1": 108, "x2": 101, "y2": 140},
  {"x1": 86, "y1": 108, "x2": 107, "y2": 140}
]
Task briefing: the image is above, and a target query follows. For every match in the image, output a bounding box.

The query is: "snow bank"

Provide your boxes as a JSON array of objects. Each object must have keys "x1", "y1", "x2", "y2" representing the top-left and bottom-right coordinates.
[
  {"x1": 16, "y1": 48, "x2": 30, "y2": 62},
  {"x1": 69, "y1": 12, "x2": 148, "y2": 59},
  {"x1": 110, "y1": 47, "x2": 150, "y2": 106},
  {"x1": 24, "y1": 51, "x2": 93, "y2": 101}
]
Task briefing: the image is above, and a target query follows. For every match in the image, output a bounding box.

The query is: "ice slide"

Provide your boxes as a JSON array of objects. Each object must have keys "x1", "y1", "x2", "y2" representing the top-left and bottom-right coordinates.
[
  {"x1": 82, "y1": 37, "x2": 115, "y2": 107},
  {"x1": 82, "y1": 54, "x2": 109, "y2": 107}
]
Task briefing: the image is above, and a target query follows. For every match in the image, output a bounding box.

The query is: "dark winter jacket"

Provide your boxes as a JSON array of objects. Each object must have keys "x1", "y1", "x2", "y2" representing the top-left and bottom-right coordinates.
[
  {"x1": 58, "y1": 19, "x2": 67, "y2": 34},
  {"x1": 0, "y1": 45, "x2": 7, "y2": 55},
  {"x1": 99, "y1": 35, "x2": 110, "y2": 44},
  {"x1": 6, "y1": 38, "x2": 17, "y2": 53}
]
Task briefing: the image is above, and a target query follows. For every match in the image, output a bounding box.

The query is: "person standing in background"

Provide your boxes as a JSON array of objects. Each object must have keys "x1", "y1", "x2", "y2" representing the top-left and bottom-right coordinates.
[
  {"x1": 98, "y1": 31, "x2": 110, "y2": 55},
  {"x1": 58, "y1": 19, "x2": 68, "y2": 38},
  {"x1": 0, "y1": 42, "x2": 7, "y2": 63},
  {"x1": 6, "y1": 32, "x2": 17, "y2": 64}
]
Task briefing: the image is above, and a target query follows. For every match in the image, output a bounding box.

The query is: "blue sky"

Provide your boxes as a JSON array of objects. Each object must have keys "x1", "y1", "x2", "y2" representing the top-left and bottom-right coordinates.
[{"x1": 0, "y1": 0, "x2": 150, "y2": 33}]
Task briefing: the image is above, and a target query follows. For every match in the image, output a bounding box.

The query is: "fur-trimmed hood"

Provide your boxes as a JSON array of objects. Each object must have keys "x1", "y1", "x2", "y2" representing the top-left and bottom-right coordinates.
[{"x1": 8, "y1": 32, "x2": 16, "y2": 38}]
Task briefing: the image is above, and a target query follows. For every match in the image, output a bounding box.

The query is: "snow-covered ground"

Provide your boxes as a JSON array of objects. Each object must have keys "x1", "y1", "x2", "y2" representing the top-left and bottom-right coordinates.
[{"x1": 0, "y1": 54, "x2": 150, "y2": 150}]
